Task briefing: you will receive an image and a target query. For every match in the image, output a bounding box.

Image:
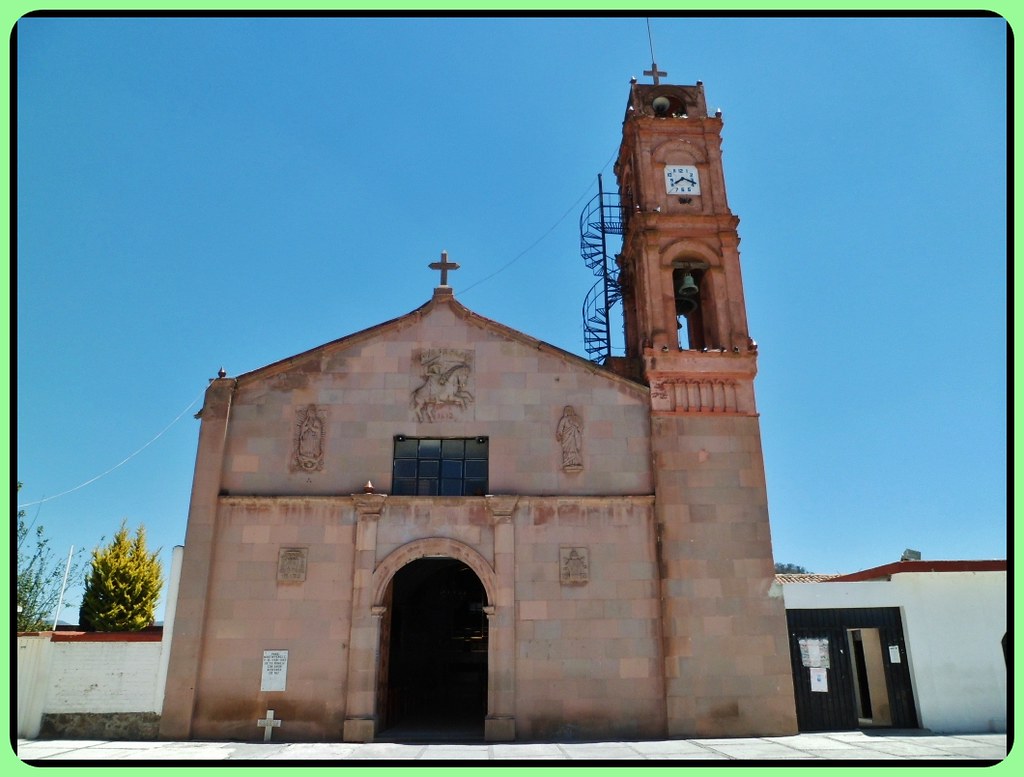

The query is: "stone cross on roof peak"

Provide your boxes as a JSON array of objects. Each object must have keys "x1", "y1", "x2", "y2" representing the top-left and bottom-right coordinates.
[{"x1": 429, "y1": 250, "x2": 460, "y2": 287}]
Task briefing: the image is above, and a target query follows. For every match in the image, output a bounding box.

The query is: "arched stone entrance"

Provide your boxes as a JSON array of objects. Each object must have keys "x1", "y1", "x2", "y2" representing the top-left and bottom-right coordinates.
[
  {"x1": 376, "y1": 558, "x2": 488, "y2": 738},
  {"x1": 343, "y1": 503, "x2": 517, "y2": 744}
]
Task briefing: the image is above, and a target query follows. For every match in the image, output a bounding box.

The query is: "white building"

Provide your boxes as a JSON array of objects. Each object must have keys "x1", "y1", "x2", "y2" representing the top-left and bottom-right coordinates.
[{"x1": 780, "y1": 560, "x2": 1007, "y2": 734}]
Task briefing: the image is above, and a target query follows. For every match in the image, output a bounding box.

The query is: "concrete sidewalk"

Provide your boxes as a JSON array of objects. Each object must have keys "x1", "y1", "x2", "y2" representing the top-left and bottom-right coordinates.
[{"x1": 15, "y1": 731, "x2": 1008, "y2": 762}]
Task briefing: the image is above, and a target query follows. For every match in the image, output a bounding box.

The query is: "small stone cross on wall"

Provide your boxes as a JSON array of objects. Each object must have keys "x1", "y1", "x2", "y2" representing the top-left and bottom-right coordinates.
[
  {"x1": 257, "y1": 709, "x2": 282, "y2": 742},
  {"x1": 429, "y1": 250, "x2": 460, "y2": 287}
]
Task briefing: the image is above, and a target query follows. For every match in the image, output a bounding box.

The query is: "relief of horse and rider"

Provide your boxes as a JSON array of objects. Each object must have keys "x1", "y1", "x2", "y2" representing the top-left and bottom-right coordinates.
[{"x1": 411, "y1": 349, "x2": 475, "y2": 422}]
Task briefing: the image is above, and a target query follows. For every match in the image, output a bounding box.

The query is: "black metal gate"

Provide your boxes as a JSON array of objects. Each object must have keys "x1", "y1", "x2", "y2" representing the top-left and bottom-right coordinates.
[{"x1": 786, "y1": 607, "x2": 919, "y2": 732}]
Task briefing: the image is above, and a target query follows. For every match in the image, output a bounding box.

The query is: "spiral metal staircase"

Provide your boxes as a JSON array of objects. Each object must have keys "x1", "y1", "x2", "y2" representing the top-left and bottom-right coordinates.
[{"x1": 580, "y1": 175, "x2": 624, "y2": 363}]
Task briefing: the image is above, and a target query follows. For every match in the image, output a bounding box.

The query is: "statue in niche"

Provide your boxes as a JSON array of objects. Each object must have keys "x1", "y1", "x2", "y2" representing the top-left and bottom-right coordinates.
[
  {"x1": 411, "y1": 349, "x2": 474, "y2": 422},
  {"x1": 293, "y1": 404, "x2": 326, "y2": 472},
  {"x1": 556, "y1": 405, "x2": 583, "y2": 471}
]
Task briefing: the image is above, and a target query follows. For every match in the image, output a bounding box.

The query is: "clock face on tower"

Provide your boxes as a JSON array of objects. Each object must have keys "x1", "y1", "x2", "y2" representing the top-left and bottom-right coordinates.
[{"x1": 664, "y1": 165, "x2": 701, "y2": 195}]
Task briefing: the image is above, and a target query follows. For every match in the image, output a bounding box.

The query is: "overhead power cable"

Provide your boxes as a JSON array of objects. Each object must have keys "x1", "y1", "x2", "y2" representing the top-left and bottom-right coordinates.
[
  {"x1": 458, "y1": 148, "x2": 619, "y2": 296},
  {"x1": 17, "y1": 388, "x2": 207, "y2": 509}
]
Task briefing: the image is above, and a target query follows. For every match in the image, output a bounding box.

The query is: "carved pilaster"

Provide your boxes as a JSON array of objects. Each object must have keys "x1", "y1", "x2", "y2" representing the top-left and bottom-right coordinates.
[
  {"x1": 483, "y1": 496, "x2": 516, "y2": 741},
  {"x1": 159, "y1": 377, "x2": 235, "y2": 740},
  {"x1": 343, "y1": 493, "x2": 386, "y2": 742}
]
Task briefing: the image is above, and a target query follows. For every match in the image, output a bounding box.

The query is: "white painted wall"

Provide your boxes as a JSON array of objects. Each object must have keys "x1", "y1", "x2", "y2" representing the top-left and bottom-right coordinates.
[
  {"x1": 45, "y1": 640, "x2": 164, "y2": 713},
  {"x1": 154, "y1": 545, "x2": 184, "y2": 711},
  {"x1": 17, "y1": 636, "x2": 162, "y2": 738},
  {"x1": 17, "y1": 550, "x2": 185, "y2": 738},
  {"x1": 17, "y1": 636, "x2": 54, "y2": 739},
  {"x1": 784, "y1": 571, "x2": 1006, "y2": 733}
]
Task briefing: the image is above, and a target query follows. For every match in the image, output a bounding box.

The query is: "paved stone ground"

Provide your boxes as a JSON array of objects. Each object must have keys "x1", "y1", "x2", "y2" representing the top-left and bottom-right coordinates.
[{"x1": 15, "y1": 731, "x2": 1008, "y2": 762}]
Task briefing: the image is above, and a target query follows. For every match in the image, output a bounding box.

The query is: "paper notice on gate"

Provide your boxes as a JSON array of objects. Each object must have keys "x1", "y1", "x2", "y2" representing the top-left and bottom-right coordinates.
[
  {"x1": 798, "y1": 637, "x2": 830, "y2": 668},
  {"x1": 809, "y1": 667, "x2": 828, "y2": 693},
  {"x1": 806, "y1": 641, "x2": 822, "y2": 666}
]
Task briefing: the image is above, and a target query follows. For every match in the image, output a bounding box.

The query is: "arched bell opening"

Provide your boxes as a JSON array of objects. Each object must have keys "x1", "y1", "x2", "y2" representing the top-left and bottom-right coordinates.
[
  {"x1": 673, "y1": 265, "x2": 707, "y2": 350},
  {"x1": 376, "y1": 557, "x2": 489, "y2": 740}
]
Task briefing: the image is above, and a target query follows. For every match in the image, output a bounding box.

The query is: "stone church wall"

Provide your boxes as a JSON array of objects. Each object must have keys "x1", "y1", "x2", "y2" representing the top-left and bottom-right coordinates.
[
  {"x1": 652, "y1": 413, "x2": 798, "y2": 736},
  {"x1": 162, "y1": 293, "x2": 667, "y2": 741},
  {"x1": 374, "y1": 497, "x2": 495, "y2": 563},
  {"x1": 217, "y1": 299, "x2": 652, "y2": 500},
  {"x1": 170, "y1": 492, "x2": 663, "y2": 742},
  {"x1": 188, "y1": 497, "x2": 357, "y2": 741},
  {"x1": 512, "y1": 497, "x2": 663, "y2": 740}
]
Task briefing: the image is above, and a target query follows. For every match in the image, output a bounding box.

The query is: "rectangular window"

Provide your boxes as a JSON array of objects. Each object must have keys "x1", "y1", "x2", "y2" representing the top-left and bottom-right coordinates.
[{"x1": 392, "y1": 436, "x2": 489, "y2": 496}]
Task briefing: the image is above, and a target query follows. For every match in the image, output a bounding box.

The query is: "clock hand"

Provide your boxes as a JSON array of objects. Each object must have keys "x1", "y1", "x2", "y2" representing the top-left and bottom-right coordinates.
[{"x1": 672, "y1": 175, "x2": 696, "y2": 186}]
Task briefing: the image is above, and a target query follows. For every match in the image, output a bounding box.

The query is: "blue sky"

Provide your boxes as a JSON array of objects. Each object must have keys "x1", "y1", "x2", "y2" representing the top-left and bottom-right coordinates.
[{"x1": 14, "y1": 14, "x2": 1008, "y2": 623}]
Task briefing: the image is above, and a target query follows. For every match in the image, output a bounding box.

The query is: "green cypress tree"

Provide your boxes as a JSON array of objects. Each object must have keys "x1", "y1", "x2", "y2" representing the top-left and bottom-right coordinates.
[{"x1": 80, "y1": 520, "x2": 163, "y2": 631}]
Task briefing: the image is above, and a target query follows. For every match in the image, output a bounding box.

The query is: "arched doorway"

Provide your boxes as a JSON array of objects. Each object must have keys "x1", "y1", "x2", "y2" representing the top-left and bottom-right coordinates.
[{"x1": 377, "y1": 558, "x2": 488, "y2": 740}]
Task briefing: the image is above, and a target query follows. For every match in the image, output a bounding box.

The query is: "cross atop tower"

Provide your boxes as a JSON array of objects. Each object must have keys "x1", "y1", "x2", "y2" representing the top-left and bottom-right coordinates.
[
  {"x1": 429, "y1": 250, "x2": 460, "y2": 287},
  {"x1": 644, "y1": 62, "x2": 667, "y2": 85}
]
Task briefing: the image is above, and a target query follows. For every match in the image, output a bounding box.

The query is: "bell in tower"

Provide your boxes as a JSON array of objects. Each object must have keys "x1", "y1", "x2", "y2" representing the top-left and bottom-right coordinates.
[
  {"x1": 672, "y1": 264, "x2": 707, "y2": 350},
  {"x1": 674, "y1": 270, "x2": 699, "y2": 316}
]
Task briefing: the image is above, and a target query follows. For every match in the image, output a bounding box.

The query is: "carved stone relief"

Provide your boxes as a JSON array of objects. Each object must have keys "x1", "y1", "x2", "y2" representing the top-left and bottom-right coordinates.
[
  {"x1": 650, "y1": 378, "x2": 743, "y2": 414},
  {"x1": 277, "y1": 547, "x2": 308, "y2": 582},
  {"x1": 560, "y1": 546, "x2": 589, "y2": 585},
  {"x1": 556, "y1": 405, "x2": 583, "y2": 472},
  {"x1": 292, "y1": 404, "x2": 326, "y2": 472},
  {"x1": 410, "y1": 348, "x2": 474, "y2": 422}
]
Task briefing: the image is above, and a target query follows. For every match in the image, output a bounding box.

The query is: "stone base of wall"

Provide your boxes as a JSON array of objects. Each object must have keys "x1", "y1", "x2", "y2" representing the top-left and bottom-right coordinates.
[{"x1": 39, "y1": 712, "x2": 160, "y2": 741}]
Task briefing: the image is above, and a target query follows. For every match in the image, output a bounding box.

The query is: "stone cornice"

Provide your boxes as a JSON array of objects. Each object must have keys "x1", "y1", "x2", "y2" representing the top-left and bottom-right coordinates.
[
  {"x1": 644, "y1": 348, "x2": 757, "y2": 379},
  {"x1": 218, "y1": 494, "x2": 656, "y2": 507}
]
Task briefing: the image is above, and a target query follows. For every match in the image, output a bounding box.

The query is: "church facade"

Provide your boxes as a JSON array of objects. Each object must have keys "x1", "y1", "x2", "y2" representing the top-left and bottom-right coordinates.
[{"x1": 160, "y1": 77, "x2": 799, "y2": 743}]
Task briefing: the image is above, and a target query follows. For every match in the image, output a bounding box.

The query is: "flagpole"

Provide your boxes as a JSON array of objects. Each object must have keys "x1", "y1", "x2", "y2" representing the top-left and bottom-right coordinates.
[{"x1": 52, "y1": 545, "x2": 74, "y2": 631}]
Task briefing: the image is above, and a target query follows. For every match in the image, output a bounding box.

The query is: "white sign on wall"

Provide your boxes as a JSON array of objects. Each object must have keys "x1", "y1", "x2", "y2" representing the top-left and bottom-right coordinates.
[
  {"x1": 261, "y1": 650, "x2": 288, "y2": 692},
  {"x1": 889, "y1": 645, "x2": 902, "y2": 663}
]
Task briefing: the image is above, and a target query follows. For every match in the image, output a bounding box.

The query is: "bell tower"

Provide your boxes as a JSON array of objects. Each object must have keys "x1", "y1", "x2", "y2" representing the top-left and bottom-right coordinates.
[
  {"x1": 615, "y1": 75, "x2": 798, "y2": 737},
  {"x1": 615, "y1": 78, "x2": 756, "y2": 367}
]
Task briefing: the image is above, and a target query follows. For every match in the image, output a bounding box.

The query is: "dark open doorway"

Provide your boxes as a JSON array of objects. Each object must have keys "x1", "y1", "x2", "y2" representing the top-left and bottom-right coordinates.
[{"x1": 376, "y1": 558, "x2": 488, "y2": 741}]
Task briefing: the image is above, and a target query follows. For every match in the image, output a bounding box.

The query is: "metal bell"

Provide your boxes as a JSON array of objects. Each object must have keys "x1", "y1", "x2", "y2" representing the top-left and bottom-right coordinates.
[
  {"x1": 675, "y1": 272, "x2": 699, "y2": 317},
  {"x1": 677, "y1": 272, "x2": 699, "y2": 298},
  {"x1": 676, "y1": 297, "x2": 698, "y2": 317}
]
